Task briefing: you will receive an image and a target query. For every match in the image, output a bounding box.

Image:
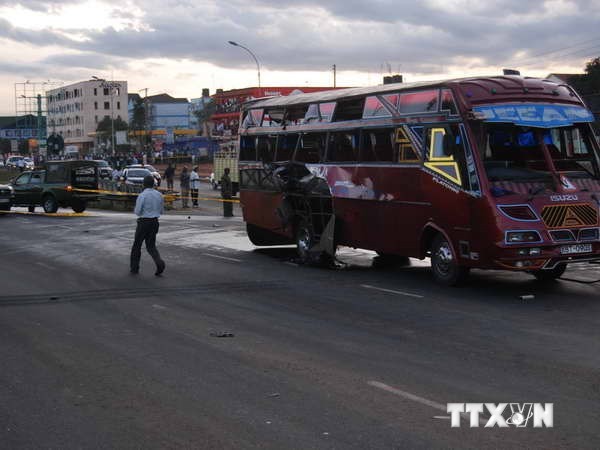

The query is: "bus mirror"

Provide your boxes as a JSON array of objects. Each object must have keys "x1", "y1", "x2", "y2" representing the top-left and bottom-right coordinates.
[{"x1": 443, "y1": 133, "x2": 456, "y2": 157}]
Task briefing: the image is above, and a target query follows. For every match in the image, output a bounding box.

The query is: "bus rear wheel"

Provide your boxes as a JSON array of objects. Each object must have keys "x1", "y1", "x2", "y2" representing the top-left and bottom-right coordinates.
[
  {"x1": 295, "y1": 221, "x2": 314, "y2": 263},
  {"x1": 531, "y1": 264, "x2": 566, "y2": 282},
  {"x1": 430, "y1": 234, "x2": 469, "y2": 286}
]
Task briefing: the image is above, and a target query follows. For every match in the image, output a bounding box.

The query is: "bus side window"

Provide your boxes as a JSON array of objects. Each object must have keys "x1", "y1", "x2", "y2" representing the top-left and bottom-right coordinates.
[
  {"x1": 257, "y1": 135, "x2": 276, "y2": 163},
  {"x1": 360, "y1": 129, "x2": 395, "y2": 162},
  {"x1": 295, "y1": 133, "x2": 326, "y2": 163},
  {"x1": 423, "y1": 126, "x2": 463, "y2": 186},
  {"x1": 275, "y1": 134, "x2": 299, "y2": 161},
  {"x1": 327, "y1": 130, "x2": 360, "y2": 162},
  {"x1": 395, "y1": 127, "x2": 420, "y2": 162},
  {"x1": 239, "y1": 136, "x2": 257, "y2": 161}
]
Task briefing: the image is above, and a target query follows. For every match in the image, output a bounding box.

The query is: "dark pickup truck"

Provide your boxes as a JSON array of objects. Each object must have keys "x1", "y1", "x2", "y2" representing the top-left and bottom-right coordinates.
[{"x1": 9, "y1": 160, "x2": 104, "y2": 213}]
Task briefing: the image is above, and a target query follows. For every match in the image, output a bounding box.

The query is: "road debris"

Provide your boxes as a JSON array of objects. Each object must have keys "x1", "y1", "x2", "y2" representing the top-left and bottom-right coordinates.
[{"x1": 209, "y1": 331, "x2": 235, "y2": 338}]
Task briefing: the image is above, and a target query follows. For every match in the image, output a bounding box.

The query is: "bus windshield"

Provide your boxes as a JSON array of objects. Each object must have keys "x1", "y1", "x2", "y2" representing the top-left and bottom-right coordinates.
[{"x1": 476, "y1": 123, "x2": 600, "y2": 184}]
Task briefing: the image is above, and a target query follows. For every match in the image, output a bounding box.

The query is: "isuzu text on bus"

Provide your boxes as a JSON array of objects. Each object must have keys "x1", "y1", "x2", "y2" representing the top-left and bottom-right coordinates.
[{"x1": 236, "y1": 74, "x2": 599, "y2": 285}]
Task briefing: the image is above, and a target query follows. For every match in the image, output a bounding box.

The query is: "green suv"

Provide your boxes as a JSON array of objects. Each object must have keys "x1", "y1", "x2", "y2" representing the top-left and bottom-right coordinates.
[{"x1": 9, "y1": 160, "x2": 103, "y2": 213}]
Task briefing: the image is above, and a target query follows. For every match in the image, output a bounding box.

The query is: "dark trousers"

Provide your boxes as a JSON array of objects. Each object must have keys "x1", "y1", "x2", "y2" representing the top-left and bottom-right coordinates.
[
  {"x1": 130, "y1": 218, "x2": 164, "y2": 272},
  {"x1": 166, "y1": 178, "x2": 174, "y2": 189},
  {"x1": 191, "y1": 188, "x2": 199, "y2": 206},
  {"x1": 222, "y1": 195, "x2": 233, "y2": 217}
]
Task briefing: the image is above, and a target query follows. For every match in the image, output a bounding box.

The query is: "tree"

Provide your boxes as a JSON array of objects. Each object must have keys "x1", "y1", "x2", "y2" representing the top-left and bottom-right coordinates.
[
  {"x1": 96, "y1": 116, "x2": 129, "y2": 150},
  {"x1": 129, "y1": 96, "x2": 150, "y2": 147}
]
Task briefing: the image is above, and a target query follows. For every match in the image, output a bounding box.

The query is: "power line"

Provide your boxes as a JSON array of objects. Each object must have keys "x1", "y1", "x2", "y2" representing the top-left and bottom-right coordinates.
[
  {"x1": 517, "y1": 43, "x2": 600, "y2": 68},
  {"x1": 504, "y1": 37, "x2": 600, "y2": 67}
]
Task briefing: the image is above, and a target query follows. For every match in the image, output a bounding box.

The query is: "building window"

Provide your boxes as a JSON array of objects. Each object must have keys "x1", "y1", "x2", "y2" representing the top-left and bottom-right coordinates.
[
  {"x1": 94, "y1": 101, "x2": 98, "y2": 110},
  {"x1": 117, "y1": 101, "x2": 120, "y2": 109},
  {"x1": 104, "y1": 102, "x2": 110, "y2": 110},
  {"x1": 94, "y1": 88, "x2": 97, "y2": 96},
  {"x1": 103, "y1": 88, "x2": 109, "y2": 95}
]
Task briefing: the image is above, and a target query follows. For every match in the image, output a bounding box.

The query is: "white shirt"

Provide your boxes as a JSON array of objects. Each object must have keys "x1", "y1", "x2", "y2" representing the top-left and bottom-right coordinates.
[
  {"x1": 190, "y1": 171, "x2": 200, "y2": 189},
  {"x1": 134, "y1": 188, "x2": 164, "y2": 218}
]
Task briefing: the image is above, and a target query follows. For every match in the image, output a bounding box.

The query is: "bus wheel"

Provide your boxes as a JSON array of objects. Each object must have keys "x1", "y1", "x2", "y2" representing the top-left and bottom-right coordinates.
[
  {"x1": 295, "y1": 220, "x2": 315, "y2": 263},
  {"x1": 531, "y1": 264, "x2": 566, "y2": 282},
  {"x1": 431, "y1": 234, "x2": 469, "y2": 286}
]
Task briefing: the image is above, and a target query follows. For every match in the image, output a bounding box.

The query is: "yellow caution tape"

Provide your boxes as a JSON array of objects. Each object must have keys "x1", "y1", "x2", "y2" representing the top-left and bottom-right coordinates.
[{"x1": 60, "y1": 186, "x2": 240, "y2": 203}]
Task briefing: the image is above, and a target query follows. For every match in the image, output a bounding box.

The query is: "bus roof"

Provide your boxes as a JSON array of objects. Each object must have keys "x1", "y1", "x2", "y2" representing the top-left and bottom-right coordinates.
[{"x1": 244, "y1": 75, "x2": 581, "y2": 110}]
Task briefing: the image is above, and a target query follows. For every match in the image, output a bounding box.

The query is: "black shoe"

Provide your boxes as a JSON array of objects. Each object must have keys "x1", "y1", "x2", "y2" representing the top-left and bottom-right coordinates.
[
  {"x1": 130, "y1": 269, "x2": 139, "y2": 275},
  {"x1": 155, "y1": 262, "x2": 165, "y2": 276}
]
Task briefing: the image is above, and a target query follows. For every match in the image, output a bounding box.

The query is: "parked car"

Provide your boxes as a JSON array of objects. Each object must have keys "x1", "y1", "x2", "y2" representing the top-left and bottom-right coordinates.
[
  {"x1": 0, "y1": 184, "x2": 14, "y2": 211},
  {"x1": 93, "y1": 160, "x2": 113, "y2": 179},
  {"x1": 23, "y1": 157, "x2": 35, "y2": 169},
  {"x1": 127, "y1": 164, "x2": 161, "y2": 186},
  {"x1": 122, "y1": 168, "x2": 153, "y2": 186},
  {"x1": 9, "y1": 160, "x2": 105, "y2": 213},
  {"x1": 5, "y1": 156, "x2": 34, "y2": 170}
]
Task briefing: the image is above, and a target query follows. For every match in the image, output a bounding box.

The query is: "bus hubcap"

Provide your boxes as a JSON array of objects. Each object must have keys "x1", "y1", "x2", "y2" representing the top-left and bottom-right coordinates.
[
  {"x1": 297, "y1": 228, "x2": 311, "y2": 255},
  {"x1": 436, "y1": 242, "x2": 453, "y2": 275}
]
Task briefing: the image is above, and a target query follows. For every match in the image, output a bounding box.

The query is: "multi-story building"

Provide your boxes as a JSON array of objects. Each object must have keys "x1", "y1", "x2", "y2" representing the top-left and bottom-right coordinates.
[{"x1": 47, "y1": 79, "x2": 128, "y2": 152}]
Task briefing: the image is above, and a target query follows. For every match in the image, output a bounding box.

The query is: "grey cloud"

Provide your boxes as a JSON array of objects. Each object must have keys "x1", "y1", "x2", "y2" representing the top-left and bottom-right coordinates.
[{"x1": 1, "y1": 0, "x2": 600, "y2": 77}]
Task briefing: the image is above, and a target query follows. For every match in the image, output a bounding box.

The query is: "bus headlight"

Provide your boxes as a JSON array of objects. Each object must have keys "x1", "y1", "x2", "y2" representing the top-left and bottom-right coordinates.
[{"x1": 506, "y1": 230, "x2": 542, "y2": 244}]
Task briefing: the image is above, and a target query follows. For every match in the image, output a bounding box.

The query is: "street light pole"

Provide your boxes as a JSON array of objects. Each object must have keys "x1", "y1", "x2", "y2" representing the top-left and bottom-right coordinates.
[{"x1": 228, "y1": 41, "x2": 261, "y2": 88}]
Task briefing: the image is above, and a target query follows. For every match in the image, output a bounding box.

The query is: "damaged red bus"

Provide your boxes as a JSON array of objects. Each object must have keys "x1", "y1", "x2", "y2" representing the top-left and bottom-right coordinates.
[{"x1": 237, "y1": 75, "x2": 600, "y2": 284}]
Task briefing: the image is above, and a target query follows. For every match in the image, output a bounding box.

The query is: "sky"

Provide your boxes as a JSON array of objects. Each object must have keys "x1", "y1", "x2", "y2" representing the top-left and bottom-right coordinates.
[{"x1": 1, "y1": 0, "x2": 600, "y2": 115}]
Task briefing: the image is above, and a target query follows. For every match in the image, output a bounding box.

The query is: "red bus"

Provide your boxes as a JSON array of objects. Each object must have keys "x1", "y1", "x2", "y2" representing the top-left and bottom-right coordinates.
[{"x1": 237, "y1": 75, "x2": 600, "y2": 285}]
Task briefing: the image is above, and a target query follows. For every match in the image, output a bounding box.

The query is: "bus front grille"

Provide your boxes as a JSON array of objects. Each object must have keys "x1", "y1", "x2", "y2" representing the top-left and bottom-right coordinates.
[{"x1": 541, "y1": 204, "x2": 598, "y2": 229}]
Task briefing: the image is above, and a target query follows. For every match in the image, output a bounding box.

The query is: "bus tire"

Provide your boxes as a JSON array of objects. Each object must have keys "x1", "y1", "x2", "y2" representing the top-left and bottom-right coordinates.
[
  {"x1": 531, "y1": 264, "x2": 566, "y2": 282},
  {"x1": 430, "y1": 234, "x2": 469, "y2": 286},
  {"x1": 42, "y1": 195, "x2": 59, "y2": 214},
  {"x1": 295, "y1": 220, "x2": 315, "y2": 263}
]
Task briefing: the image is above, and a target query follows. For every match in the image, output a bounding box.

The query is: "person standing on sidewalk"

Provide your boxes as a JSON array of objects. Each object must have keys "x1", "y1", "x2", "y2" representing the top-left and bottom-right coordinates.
[
  {"x1": 130, "y1": 175, "x2": 166, "y2": 276},
  {"x1": 221, "y1": 167, "x2": 233, "y2": 217},
  {"x1": 190, "y1": 166, "x2": 200, "y2": 207},
  {"x1": 164, "y1": 163, "x2": 175, "y2": 190},
  {"x1": 180, "y1": 165, "x2": 190, "y2": 208}
]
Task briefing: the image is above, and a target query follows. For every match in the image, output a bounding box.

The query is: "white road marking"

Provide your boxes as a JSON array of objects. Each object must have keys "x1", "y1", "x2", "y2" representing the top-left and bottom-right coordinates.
[
  {"x1": 152, "y1": 304, "x2": 168, "y2": 310},
  {"x1": 369, "y1": 381, "x2": 488, "y2": 426},
  {"x1": 368, "y1": 381, "x2": 446, "y2": 411},
  {"x1": 203, "y1": 253, "x2": 242, "y2": 263},
  {"x1": 284, "y1": 262, "x2": 298, "y2": 267},
  {"x1": 361, "y1": 284, "x2": 423, "y2": 299}
]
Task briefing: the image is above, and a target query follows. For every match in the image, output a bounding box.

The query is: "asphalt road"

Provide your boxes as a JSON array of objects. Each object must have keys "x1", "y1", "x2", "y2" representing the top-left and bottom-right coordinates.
[{"x1": 1, "y1": 199, "x2": 599, "y2": 449}]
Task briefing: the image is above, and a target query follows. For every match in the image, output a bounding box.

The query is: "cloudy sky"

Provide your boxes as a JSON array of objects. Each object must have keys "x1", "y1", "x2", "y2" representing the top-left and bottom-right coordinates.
[{"x1": 1, "y1": 0, "x2": 599, "y2": 115}]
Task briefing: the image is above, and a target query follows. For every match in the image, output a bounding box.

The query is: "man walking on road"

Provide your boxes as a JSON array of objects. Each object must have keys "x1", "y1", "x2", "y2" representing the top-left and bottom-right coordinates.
[
  {"x1": 130, "y1": 175, "x2": 166, "y2": 276},
  {"x1": 221, "y1": 167, "x2": 233, "y2": 217}
]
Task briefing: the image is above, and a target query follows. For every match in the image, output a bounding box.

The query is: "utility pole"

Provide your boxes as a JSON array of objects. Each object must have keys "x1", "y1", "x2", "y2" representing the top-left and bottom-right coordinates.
[{"x1": 333, "y1": 64, "x2": 337, "y2": 88}]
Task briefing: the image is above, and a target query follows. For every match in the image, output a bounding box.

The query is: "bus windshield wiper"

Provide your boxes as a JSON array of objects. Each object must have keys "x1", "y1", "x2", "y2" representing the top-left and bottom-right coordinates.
[{"x1": 527, "y1": 185, "x2": 546, "y2": 202}]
